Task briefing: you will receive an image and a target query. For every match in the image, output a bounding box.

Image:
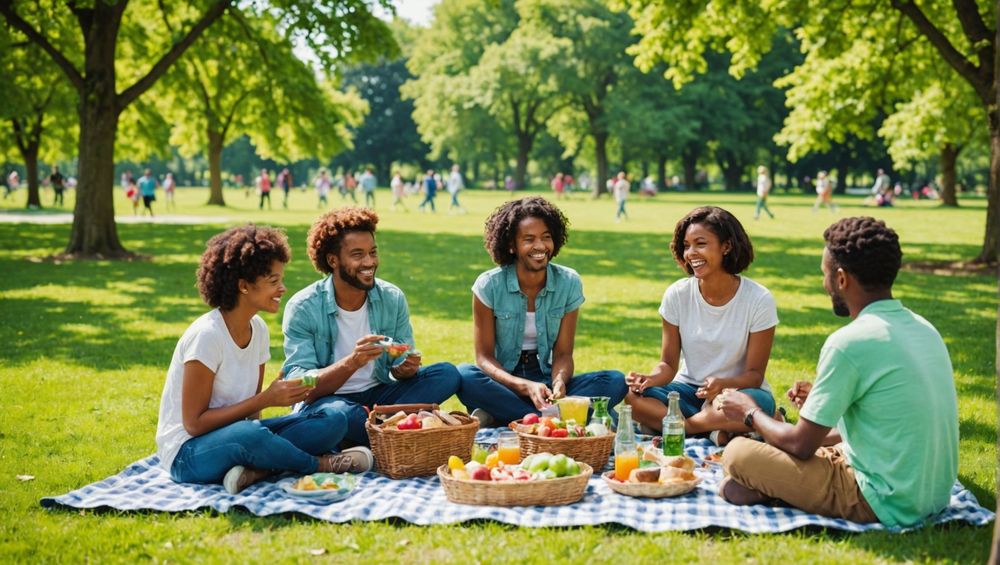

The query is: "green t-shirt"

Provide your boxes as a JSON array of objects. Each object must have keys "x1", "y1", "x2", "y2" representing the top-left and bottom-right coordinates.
[{"x1": 800, "y1": 299, "x2": 958, "y2": 527}]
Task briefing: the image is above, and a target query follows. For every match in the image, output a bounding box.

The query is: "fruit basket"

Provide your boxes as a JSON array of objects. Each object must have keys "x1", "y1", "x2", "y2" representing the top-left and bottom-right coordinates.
[
  {"x1": 513, "y1": 420, "x2": 614, "y2": 472},
  {"x1": 437, "y1": 462, "x2": 593, "y2": 507},
  {"x1": 366, "y1": 403, "x2": 478, "y2": 479},
  {"x1": 601, "y1": 471, "x2": 700, "y2": 498}
]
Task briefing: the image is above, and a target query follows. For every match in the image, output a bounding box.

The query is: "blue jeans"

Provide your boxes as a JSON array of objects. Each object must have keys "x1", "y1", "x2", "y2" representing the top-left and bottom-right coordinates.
[
  {"x1": 457, "y1": 358, "x2": 628, "y2": 426},
  {"x1": 754, "y1": 196, "x2": 774, "y2": 219},
  {"x1": 418, "y1": 193, "x2": 436, "y2": 211},
  {"x1": 616, "y1": 200, "x2": 627, "y2": 219},
  {"x1": 643, "y1": 380, "x2": 775, "y2": 418},
  {"x1": 450, "y1": 192, "x2": 461, "y2": 208},
  {"x1": 300, "y1": 362, "x2": 461, "y2": 446},
  {"x1": 169, "y1": 406, "x2": 347, "y2": 484},
  {"x1": 364, "y1": 190, "x2": 375, "y2": 207}
]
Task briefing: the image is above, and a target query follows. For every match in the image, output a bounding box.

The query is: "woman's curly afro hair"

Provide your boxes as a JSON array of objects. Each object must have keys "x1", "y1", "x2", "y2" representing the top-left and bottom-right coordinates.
[
  {"x1": 670, "y1": 206, "x2": 754, "y2": 275},
  {"x1": 483, "y1": 196, "x2": 568, "y2": 265},
  {"x1": 196, "y1": 224, "x2": 290, "y2": 311},
  {"x1": 307, "y1": 207, "x2": 379, "y2": 274},
  {"x1": 823, "y1": 217, "x2": 901, "y2": 290}
]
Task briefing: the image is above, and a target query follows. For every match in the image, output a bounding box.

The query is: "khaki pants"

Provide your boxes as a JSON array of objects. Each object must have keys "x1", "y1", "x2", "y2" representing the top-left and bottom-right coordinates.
[{"x1": 722, "y1": 437, "x2": 879, "y2": 523}]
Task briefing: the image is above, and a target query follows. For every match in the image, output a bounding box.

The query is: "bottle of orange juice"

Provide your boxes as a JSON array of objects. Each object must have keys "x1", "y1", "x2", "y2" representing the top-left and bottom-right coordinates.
[{"x1": 614, "y1": 405, "x2": 638, "y2": 481}]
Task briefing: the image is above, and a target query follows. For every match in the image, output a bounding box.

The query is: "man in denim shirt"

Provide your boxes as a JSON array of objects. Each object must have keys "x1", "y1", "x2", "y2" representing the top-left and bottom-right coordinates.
[
  {"x1": 283, "y1": 207, "x2": 461, "y2": 446},
  {"x1": 457, "y1": 197, "x2": 627, "y2": 426}
]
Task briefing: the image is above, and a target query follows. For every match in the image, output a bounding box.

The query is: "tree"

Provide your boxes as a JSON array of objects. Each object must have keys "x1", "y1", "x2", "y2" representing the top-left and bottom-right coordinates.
[
  {"x1": 0, "y1": 0, "x2": 393, "y2": 258},
  {"x1": 621, "y1": 0, "x2": 999, "y2": 263},
  {"x1": 0, "y1": 10, "x2": 77, "y2": 209},
  {"x1": 153, "y1": 11, "x2": 367, "y2": 206}
]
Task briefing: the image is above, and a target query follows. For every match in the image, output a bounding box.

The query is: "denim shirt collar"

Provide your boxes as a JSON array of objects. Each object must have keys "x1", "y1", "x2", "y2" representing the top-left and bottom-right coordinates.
[
  {"x1": 322, "y1": 274, "x2": 383, "y2": 315},
  {"x1": 502, "y1": 263, "x2": 556, "y2": 296}
]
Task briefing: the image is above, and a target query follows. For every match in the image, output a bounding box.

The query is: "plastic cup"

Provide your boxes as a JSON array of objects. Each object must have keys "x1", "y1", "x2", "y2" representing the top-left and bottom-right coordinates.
[
  {"x1": 558, "y1": 396, "x2": 591, "y2": 425},
  {"x1": 497, "y1": 431, "x2": 520, "y2": 464}
]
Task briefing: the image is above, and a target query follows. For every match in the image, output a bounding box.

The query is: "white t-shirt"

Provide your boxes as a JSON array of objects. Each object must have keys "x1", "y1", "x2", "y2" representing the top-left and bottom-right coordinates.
[
  {"x1": 658, "y1": 276, "x2": 778, "y2": 392},
  {"x1": 333, "y1": 301, "x2": 377, "y2": 394},
  {"x1": 756, "y1": 174, "x2": 771, "y2": 198},
  {"x1": 155, "y1": 309, "x2": 270, "y2": 471},
  {"x1": 816, "y1": 177, "x2": 831, "y2": 195},
  {"x1": 613, "y1": 179, "x2": 629, "y2": 202},
  {"x1": 447, "y1": 171, "x2": 464, "y2": 194},
  {"x1": 523, "y1": 311, "x2": 538, "y2": 351}
]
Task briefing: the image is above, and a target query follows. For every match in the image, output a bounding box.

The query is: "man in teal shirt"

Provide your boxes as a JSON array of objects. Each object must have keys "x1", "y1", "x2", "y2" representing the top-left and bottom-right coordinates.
[{"x1": 717, "y1": 217, "x2": 958, "y2": 527}]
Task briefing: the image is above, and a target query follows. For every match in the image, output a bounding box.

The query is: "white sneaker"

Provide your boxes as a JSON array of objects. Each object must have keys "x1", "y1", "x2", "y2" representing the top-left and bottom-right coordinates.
[
  {"x1": 470, "y1": 408, "x2": 495, "y2": 427},
  {"x1": 222, "y1": 465, "x2": 248, "y2": 494}
]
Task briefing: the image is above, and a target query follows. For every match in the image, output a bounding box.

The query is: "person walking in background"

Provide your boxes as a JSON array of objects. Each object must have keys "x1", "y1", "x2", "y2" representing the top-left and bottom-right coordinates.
[
  {"x1": 563, "y1": 173, "x2": 575, "y2": 194},
  {"x1": 613, "y1": 171, "x2": 630, "y2": 221},
  {"x1": 4, "y1": 170, "x2": 18, "y2": 199},
  {"x1": 343, "y1": 171, "x2": 358, "y2": 203},
  {"x1": 50, "y1": 166, "x2": 65, "y2": 207},
  {"x1": 257, "y1": 169, "x2": 272, "y2": 210},
  {"x1": 315, "y1": 170, "x2": 331, "y2": 209},
  {"x1": 163, "y1": 172, "x2": 176, "y2": 211},
  {"x1": 278, "y1": 168, "x2": 293, "y2": 209},
  {"x1": 390, "y1": 170, "x2": 407, "y2": 211},
  {"x1": 754, "y1": 165, "x2": 775, "y2": 220},
  {"x1": 812, "y1": 170, "x2": 838, "y2": 213},
  {"x1": 138, "y1": 168, "x2": 158, "y2": 217},
  {"x1": 126, "y1": 177, "x2": 140, "y2": 215},
  {"x1": 551, "y1": 172, "x2": 565, "y2": 200},
  {"x1": 419, "y1": 170, "x2": 437, "y2": 213},
  {"x1": 504, "y1": 175, "x2": 515, "y2": 195},
  {"x1": 447, "y1": 164, "x2": 466, "y2": 213},
  {"x1": 871, "y1": 168, "x2": 893, "y2": 207},
  {"x1": 359, "y1": 167, "x2": 377, "y2": 208}
]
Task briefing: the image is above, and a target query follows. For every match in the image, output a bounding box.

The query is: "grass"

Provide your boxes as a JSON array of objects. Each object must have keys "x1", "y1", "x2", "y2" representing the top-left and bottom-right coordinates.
[{"x1": 0, "y1": 186, "x2": 995, "y2": 563}]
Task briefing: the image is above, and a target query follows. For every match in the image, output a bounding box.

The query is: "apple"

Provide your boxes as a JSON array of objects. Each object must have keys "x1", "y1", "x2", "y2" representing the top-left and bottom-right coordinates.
[
  {"x1": 470, "y1": 465, "x2": 491, "y2": 481},
  {"x1": 522, "y1": 413, "x2": 540, "y2": 425},
  {"x1": 550, "y1": 428, "x2": 569, "y2": 438},
  {"x1": 549, "y1": 454, "x2": 569, "y2": 477}
]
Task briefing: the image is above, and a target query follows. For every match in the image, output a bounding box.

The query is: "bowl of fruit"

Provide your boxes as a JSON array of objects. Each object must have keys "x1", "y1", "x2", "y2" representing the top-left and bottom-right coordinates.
[
  {"x1": 377, "y1": 337, "x2": 415, "y2": 366},
  {"x1": 509, "y1": 413, "x2": 615, "y2": 472},
  {"x1": 438, "y1": 452, "x2": 592, "y2": 506},
  {"x1": 280, "y1": 472, "x2": 359, "y2": 503}
]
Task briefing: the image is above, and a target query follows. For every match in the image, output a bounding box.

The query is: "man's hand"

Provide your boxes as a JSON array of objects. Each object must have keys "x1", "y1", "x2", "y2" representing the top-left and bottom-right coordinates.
[
  {"x1": 391, "y1": 351, "x2": 421, "y2": 379},
  {"x1": 550, "y1": 379, "x2": 567, "y2": 401},
  {"x1": 522, "y1": 380, "x2": 554, "y2": 410},
  {"x1": 260, "y1": 376, "x2": 311, "y2": 408},
  {"x1": 716, "y1": 390, "x2": 759, "y2": 423},
  {"x1": 695, "y1": 376, "x2": 726, "y2": 401},
  {"x1": 625, "y1": 372, "x2": 651, "y2": 394},
  {"x1": 786, "y1": 381, "x2": 812, "y2": 409},
  {"x1": 346, "y1": 334, "x2": 386, "y2": 370}
]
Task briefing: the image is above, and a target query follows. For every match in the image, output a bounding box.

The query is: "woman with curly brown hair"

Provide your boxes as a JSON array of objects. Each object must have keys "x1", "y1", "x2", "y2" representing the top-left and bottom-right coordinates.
[
  {"x1": 455, "y1": 196, "x2": 627, "y2": 427},
  {"x1": 155, "y1": 225, "x2": 370, "y2": 496}
]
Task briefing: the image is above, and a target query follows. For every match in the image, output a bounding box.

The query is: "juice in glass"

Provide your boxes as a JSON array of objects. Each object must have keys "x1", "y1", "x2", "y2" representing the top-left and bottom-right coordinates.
[
  {"x1": 497, "y1": 431, "x2": 521, "y2": 465},
  {"x1": 558, "y1": 396, "x2": 591, "y2": 425},
  {"x1": 614, "y1": 452, "x2": 639, "y2": 482}
]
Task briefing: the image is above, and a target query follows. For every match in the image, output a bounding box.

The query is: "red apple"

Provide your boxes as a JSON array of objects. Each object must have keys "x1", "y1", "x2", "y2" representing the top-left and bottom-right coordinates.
[
  {"x1": 522, "y1": 413, "x2": 540, "y2": 425},
  {"x1": 470, "y1": 466, "x2": 492, "y2": 481}
]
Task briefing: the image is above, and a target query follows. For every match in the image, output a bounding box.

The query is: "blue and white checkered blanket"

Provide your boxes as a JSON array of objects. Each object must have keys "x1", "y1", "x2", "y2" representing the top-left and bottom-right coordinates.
[{"x1": 41, "y1": 433, "x2": 993, "y2": 533}]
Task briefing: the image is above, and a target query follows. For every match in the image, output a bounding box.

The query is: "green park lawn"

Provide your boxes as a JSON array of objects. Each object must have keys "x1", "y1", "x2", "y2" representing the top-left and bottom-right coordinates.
[{"x1": 0, "y1": 186, "x2": 995, "y2": 562}]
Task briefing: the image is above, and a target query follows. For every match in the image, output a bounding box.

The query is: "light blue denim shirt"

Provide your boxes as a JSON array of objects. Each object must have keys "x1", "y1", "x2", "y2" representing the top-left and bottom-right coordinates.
[
  {"x1": 282, "y1": 275, "x2": 414, "y2": 384},
  {"x1": 472, "y1": 263, "x2": 585, "y2": 377}
]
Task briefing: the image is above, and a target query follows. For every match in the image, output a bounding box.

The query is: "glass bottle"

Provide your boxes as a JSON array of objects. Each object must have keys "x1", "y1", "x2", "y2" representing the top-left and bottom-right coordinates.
[
  {"x1": 661, "y1": 391, "x2": 685, "y2": 456},
  {"x1": 590, "y1": 396, "x2": 613, "y2": 431},
  {"x1": 614, "y1": 405, "x2": 639, "y2": 481}
]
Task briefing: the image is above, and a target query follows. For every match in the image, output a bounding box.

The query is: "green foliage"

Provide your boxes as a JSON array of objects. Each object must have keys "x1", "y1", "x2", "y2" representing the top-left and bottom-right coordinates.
[{"x1": 0, "y1": 189, "x2": 994, "y2": 561}]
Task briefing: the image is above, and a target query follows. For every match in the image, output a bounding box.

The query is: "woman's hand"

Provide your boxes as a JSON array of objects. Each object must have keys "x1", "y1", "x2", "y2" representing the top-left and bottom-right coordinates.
[
  {"x1": 625, "y1": 372, "x2": 651, "y2": 394},
  {"x1": 260, "y1": 376, "x2": 311, "y2": 407},
  {"x1": 522, "y1": 380, "x2": 554, "y2": 410},
  {"x1": 550, "y1": 379, "x2": 567, "y2": 402},
  {"x1": 695, "y1": 377, "x2": 726, "y2": 401}
]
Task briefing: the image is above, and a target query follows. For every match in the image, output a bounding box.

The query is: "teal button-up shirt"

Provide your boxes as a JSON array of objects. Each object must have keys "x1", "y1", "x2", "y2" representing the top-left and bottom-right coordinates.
[
  {"x1": 282, "y1": 275, "x2": 414, "y2": 384},
  {"x1": 472, "y1": 263, "x2": 584, "y2": 377}
]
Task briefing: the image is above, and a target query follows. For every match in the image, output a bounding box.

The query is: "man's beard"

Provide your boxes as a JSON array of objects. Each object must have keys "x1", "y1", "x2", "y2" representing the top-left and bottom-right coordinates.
[
  {"x1": 339, "y1": 263, "x2": 375, "y2": 291},
  {"x1": 830, "y1": 291, "x2": 849, "y2": 317}
]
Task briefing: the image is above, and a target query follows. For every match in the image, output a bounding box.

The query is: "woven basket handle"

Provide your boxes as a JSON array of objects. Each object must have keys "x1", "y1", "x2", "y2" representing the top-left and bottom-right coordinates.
[{"x1": 368, "y1": 403, "x2": 440, "y2": 423}]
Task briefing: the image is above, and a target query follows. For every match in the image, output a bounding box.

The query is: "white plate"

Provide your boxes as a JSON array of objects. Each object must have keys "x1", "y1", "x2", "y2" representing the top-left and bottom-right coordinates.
[{"x1": 279, "y1": 473, "x2": 358, "y2": 503}]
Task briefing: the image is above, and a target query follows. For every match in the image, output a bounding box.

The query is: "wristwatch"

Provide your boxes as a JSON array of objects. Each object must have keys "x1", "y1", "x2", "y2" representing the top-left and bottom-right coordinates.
[{"x1": 743, "y1": 407, "x2": 760, "y2": 429}]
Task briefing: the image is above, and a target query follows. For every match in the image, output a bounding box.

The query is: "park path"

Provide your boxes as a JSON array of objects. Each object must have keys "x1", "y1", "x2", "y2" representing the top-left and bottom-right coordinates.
[{"x1": 0, "y1": 211, "x2": 230, "y2": 224}]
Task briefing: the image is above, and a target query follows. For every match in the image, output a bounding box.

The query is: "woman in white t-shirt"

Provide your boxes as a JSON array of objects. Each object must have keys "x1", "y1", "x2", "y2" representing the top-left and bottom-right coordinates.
[
  {"x1": 812, "y1": 170, "x2": 838, "y2": 213},
  {"x1": 155, "y1": 225, "x2": 371, "y2": 495},
  {"x1": 625, "y1": 206, "x2": 778, "y2": 444}
]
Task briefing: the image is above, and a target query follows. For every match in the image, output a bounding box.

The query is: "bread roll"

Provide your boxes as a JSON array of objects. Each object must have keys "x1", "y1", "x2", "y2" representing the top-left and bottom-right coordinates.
[
  {"x1": 628, "y1": 467, "x2": 662, "y2": 483},
  {"x1": 658, "y1": 465, "x2": 697, "y2": 483},
  {"x1": 663, "y1": 455, "x2": 695, "y2": 472}
]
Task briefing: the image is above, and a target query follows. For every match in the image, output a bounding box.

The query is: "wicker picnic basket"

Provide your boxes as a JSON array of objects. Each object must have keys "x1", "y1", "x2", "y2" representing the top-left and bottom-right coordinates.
[
  {"x1": 366, "y1": 403, "x2": 478, "y2": 479},
  {"x1": 601, "y1": 470, "x2": 700, "y2": 498},
  {"x1": 514, "y1": 423, "x2": 615, "y2": 472},
  {"x1": 437, "y1": 462, "x2": 593, "y2": 506}
]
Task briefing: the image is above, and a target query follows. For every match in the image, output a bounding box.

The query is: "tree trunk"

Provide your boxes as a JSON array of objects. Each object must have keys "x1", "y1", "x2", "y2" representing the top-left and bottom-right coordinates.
[
  {"x1": 719, "y1": 157, "x2": 743, "y2": 191},
  {"x1": 682, "y1": 146, "x2": 698, "y2": 191},
  {"x1": 834, "y1": 153, "x2": 850, "y2": 195},
  {"x1": 939, "y1": 143, "x2": 959, "y2": 207},
  {"x1": 976, "y1": 118, "x2": 1000, "y2": 263},
  {"x1": 514, "y1": 133, "x2": 532, "y2": 190},
  {"x1": 206, "y1": 129, "x2": 226, "y2": 206},
  {"x1": 65, "y1": 22, "x2": 128, "y2": 258},
  {"x1": 593, "y1": 130, "x2": 609, "y2": 197},
  {"x1": 21, "y1": 143, "x2": 42, "y2": 209},
  {"x1": 656, "y1": 154, "x2": 667, "y2": 191}
]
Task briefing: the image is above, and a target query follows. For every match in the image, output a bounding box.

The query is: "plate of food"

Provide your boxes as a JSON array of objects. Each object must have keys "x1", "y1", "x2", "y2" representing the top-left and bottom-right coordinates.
[
  {"x1": 602, "y1": 453, "x2": 701, "y2": 498},
  {"x1": 280, "y1": 473, "x2": 359, "y2": 502}
]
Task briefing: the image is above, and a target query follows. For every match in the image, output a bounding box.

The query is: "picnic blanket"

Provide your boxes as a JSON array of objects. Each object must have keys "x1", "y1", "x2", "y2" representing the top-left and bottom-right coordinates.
[{"x1": 41, "y1": 431, "x2": 993, "y2": 533}]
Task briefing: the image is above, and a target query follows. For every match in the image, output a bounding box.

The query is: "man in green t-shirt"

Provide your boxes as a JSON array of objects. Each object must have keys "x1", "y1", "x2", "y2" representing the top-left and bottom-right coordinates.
[{"x1": 716, "y1": 217, "x2": 958, "y2": 527}]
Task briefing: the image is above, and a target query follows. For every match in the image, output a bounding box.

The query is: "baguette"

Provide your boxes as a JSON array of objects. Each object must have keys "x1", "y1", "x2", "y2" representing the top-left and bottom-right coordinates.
[
  {"x1": 433, "y1": 409, "x2": 462, "y2": 426},
  {"x1": 381, "y1": 410, "x2": 408, "y2": 428}
]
